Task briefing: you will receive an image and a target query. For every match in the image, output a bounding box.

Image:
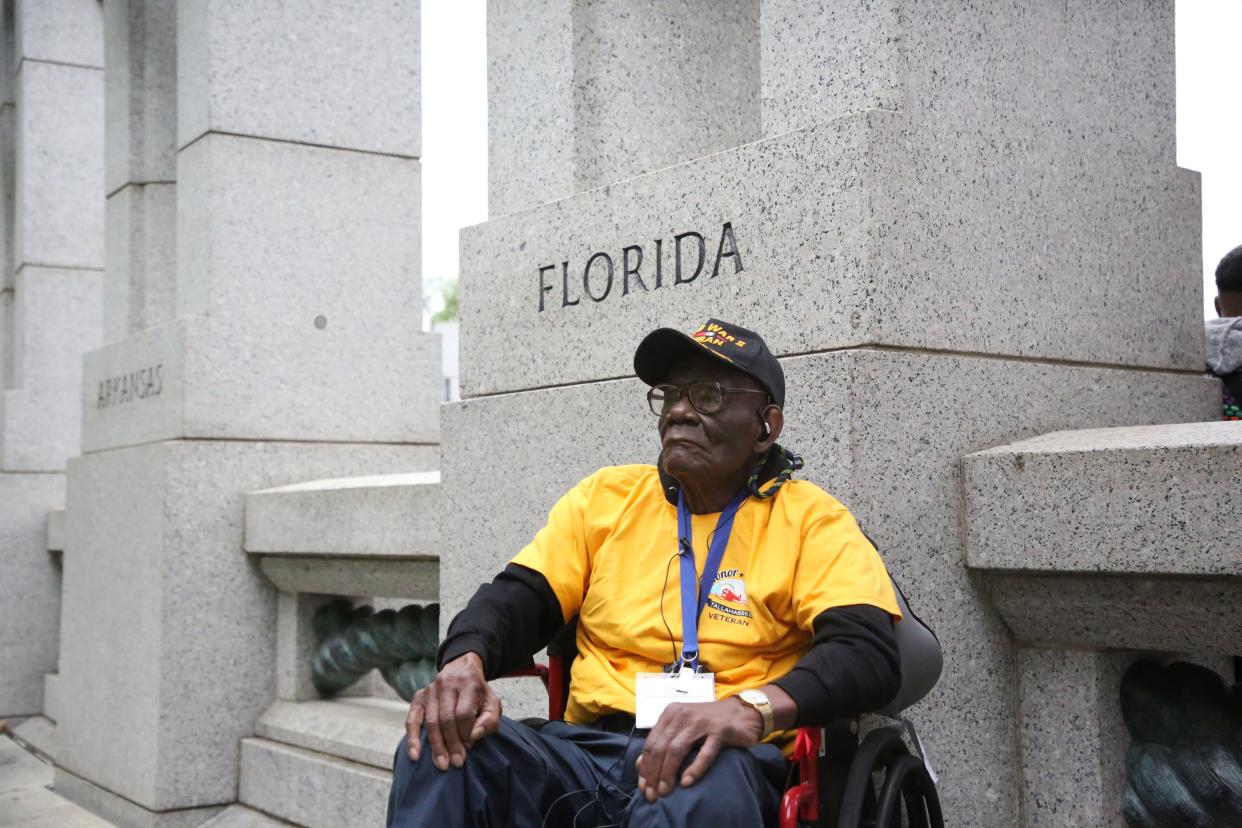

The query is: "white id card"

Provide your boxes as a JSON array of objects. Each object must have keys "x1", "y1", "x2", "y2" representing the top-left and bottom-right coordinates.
[{"x1": 634, "y1": 671, "x2": 715, "y2": 728}]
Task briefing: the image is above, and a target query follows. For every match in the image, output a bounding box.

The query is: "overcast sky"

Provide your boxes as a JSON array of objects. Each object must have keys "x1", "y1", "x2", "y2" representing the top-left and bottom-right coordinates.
[{"x1": 421, "y1": 1, "x2": 1240, "y2": 322}]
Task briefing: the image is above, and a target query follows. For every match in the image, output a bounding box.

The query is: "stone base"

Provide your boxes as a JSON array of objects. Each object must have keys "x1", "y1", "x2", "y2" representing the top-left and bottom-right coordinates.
[
  {"x1": 440, "y1": 347, "x2": 1217, "y2": 826},
  {"x1": 54, "y1": 768, "x2": 223, "y2": 828},
  {"x1": 57, "y1": 439, "x2": 436, "y2": 813},
  {"x1": 0, "y1": 472, "x2": 64, "y2": 717},
  {"x1": 237, "y1": 738, "x2": 390, "y2": 828}
]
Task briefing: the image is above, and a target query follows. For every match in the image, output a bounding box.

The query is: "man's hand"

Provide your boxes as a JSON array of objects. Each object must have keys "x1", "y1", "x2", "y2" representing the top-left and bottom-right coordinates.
[
  {"x1": 635, "y1": 698, "x2": 763, "y2": 802},
  {"x1": 404, "y1": 652, "x2": 501, "y2": 770}
]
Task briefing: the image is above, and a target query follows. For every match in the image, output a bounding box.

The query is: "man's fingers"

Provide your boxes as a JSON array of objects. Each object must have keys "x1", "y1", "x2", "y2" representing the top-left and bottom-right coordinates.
[
  {"x1": 470, "y1": 688, "x2": 502, "y2": 742},
  {"x1": 423, "y1": 689, "x2": 451, "y2": 772},
  {"x1": 436, "y1": 685, "x2": 467, "y2": 769},
  {"x1": 451, "y1": 684, "x2": 479, "y2": 757},
  {"x1": 680, "y1": 735, "x2": 723, "y2": 788},
  {"x1": 653, "y1": 731, "x2": 696, "y2": 798},
  {"x1": 405, "y1": 699, "x2": 425, "y2": 761}
]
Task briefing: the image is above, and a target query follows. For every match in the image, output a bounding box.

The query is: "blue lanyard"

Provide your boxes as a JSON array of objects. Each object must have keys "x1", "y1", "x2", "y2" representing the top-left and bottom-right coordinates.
[{"x1": 675, "y1": 488, "x2": 748, "y2": 671}]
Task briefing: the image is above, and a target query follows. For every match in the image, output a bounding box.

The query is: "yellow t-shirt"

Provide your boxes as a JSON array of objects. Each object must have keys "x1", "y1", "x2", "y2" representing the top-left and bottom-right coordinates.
[{"x1": 511, "y1": 464, "x2": 901, "y2": 735}]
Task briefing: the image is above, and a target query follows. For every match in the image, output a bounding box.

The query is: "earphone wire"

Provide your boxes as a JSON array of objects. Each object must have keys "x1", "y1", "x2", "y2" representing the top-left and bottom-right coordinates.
[{"x1": 658, "y1": 550, "x2": 680, "y2": 668}]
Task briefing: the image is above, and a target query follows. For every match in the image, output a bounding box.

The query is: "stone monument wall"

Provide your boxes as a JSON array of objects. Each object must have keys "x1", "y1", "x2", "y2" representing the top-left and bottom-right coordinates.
[
  {"x1": 54, "y1": 1, "x2": 440, "y2": 823},
  {"x1": 442, "y1": 2, "x2": 1218, "y2": 825},
  {"x1": 0, "y1": 0, "x2": 104, "y2": 719}
]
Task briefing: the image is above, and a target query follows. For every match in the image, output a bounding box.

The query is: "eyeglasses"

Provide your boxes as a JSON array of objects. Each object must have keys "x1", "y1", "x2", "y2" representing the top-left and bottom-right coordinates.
[{"x1": 646, "y1": 382, "x2": 768, "y2": 417}]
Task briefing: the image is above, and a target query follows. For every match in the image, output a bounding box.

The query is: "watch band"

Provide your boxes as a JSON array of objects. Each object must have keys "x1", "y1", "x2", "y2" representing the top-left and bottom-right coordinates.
[{"x1": 737, "y1": 690, "x2": 774, "y2": 739}]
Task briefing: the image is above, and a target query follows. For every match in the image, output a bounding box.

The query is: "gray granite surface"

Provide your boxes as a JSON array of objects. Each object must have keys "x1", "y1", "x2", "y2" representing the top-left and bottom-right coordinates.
[
  {"x1": 0, "y1": 734, "x2": 112, "y2": 827},
  {"x1": 1017, "y1": 648, "x2": 1131, "y2": 828},
  {"x1": 3, "y1": 268, "x2": 101, "y2": 471},
  {"x1": 985, "y1": 573, "x2": 1242, "y2": 655},
  {"x1": 54, "y1": 767, "x2": 219, "y2": 828},
  {"x1": 964, "y1": 421, "x2": 1242, "y2": 576},
  {"x1": 104, "y1": 0, "x2": 176, "y2": 193},
  {"x1": 760, "y1": 0, "x2": 901, "y2": 135},
  {"x1": 57, "y1": 441, "x2": 432, "y2": 813},
  {"x1": 10, "y1": 714, "x2": 57, "y2": 763},
  {"x1": 461, "y1": 110, "x2": 1203, "y2": 396},
  {"x1": 14, "y1": 59, "x2": 103, "y2": 270},
  {"x1": 245, "y1": 472, "x2": 441, "y2": 559},
  {"x1": 257, "y1": 557, "x2": 438, "y2": 603},
  {"x1": 0, "y1": 473, "x2": 62, "y2": 718},
  {"x1": 485, "y1": 0, "x2": 574, "y2": 218},
  {"x1": 201, "y1": 805, "x2": 296, "y2": 828},
  {"x1": 440, "y1": 347, "x2": 1214, "y2": 825},
  {"x1": 488, "y1": 0, "x2": 760, "y2": 218},
  {"x1": 177, "y1": 0, "x2": 419, "y2": 157},
  {"x1": 0, "y1": 106, "x2": 11, "y2": 291},
  {"x1": 13, "y1": 0, "x2": 102, "y2": 69},
  {"x1": 238, "y1": 739, "x2": 390, "y2": 828},
  {"x1": 44, "y1": 509, "x2": 64, "y2": 553},
  {"x1": 569, "y1": 0, "x2": 760, "y2": 193},
  {"x1": 40, "y1": 673, "x2": 62, "y2": 725},
  {"x1": 275, "y1": 593, "x2": 336, "y2": 703},
  {"x1": 255, "y1": 698, "x2": 406, "y2": 770},
  {"x1": 83, "y1": 134, "x2": 439, "y2": 451},
  {"x1": 104, "y1": 182, "x2": 176, "y2": 343}
]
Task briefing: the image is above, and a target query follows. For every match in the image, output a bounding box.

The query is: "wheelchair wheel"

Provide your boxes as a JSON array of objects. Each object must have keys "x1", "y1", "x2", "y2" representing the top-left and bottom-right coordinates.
[
  {"x1": 874, "y1": 754, "x2": 942, "y2": 828},
  {"x1": 835, "y1": 726, "x2": 944, "y2": 828}
]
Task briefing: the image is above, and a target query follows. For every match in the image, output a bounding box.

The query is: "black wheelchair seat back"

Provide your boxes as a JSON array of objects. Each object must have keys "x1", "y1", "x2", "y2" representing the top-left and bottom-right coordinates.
[{"x1": 880, "y1": 576, "x2": 943, "y2": 718}]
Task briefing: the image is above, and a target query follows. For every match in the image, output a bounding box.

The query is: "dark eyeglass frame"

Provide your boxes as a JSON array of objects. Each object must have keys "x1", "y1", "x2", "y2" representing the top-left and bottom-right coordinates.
[{"x1": 646, "y1": 382, "x2": 769, "y2": 417}]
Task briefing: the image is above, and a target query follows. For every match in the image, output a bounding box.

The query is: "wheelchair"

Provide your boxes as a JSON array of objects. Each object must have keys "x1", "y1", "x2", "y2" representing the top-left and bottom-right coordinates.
[{"x1": 509, "y1": 576, "x2": 945, "y2": 828}]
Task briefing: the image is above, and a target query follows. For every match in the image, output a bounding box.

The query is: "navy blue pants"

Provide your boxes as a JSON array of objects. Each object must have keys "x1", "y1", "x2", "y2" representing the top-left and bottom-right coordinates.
[{"x1": 387, "y1": 716, "x2": 786, "y2": 827}]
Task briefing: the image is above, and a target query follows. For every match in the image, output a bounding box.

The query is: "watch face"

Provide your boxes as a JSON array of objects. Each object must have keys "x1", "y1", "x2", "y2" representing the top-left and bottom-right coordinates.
[{"x1": 740, "y1": 689, "x2": 766, "y2": 705}]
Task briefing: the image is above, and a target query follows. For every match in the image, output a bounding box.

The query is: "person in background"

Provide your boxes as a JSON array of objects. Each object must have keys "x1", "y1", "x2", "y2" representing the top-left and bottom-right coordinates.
[{"x1": 1207, "y1": 244, "x2": 1242, "y2": 421}]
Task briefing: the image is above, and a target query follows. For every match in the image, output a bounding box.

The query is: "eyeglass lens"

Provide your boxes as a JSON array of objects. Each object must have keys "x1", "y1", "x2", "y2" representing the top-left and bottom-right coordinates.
[{"x1": 647, "y1": 383, "x2": 725, "y2": 416}]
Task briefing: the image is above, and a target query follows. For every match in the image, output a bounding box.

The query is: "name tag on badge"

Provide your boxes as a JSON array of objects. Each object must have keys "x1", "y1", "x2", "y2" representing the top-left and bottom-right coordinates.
[{"x1": 634, "y1": 671, "x2": 715, "y2": 728}]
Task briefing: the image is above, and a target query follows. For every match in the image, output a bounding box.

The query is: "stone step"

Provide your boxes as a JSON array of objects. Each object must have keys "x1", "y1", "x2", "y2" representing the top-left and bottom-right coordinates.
[
  {"x1": 238, "y1": 739, "x2": 390, "y2": 828},
  {"x1": 963, "y1": 420, "x2": 1242, "y2": 653},
  {"x1": 254, "y1": 698, "x2": 406, "y2": 770}
]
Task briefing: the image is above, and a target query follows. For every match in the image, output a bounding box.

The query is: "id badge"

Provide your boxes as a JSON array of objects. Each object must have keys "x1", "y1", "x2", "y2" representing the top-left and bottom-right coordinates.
[{"x1": 634, "y1": 670, "x2": 715, "y2": 728}]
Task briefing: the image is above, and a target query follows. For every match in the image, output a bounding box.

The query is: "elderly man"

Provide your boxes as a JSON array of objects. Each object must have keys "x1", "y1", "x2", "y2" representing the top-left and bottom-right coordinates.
[{"x1": 388, "y1": 319, "x2": 902, "y2": 827}]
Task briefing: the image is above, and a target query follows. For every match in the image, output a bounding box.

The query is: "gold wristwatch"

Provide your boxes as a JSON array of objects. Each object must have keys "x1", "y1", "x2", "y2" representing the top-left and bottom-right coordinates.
[{"x1": 736, "y1": 689, "x2": 774, "y2": 739}]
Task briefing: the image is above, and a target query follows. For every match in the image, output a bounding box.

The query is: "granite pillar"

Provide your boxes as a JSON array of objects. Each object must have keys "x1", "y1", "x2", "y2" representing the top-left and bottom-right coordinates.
[
  {"x1": 448, "y1": 2, "x2": 1207, "y2": 825},
  {"x1": 58, "y1": 0, "x2": 437, "y2": 821},
  {"x1": 487, "y1": 0, "x2": 760, "y2": 217},
  {"x1": 0, "y1": 0, "x2": 103, "y2": 718}
]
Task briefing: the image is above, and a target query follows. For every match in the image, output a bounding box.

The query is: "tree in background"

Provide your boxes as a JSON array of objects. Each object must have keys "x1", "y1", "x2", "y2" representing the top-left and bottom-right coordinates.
[{"x1": 431, "y1": 280, "x2": 458, "y2": 324}]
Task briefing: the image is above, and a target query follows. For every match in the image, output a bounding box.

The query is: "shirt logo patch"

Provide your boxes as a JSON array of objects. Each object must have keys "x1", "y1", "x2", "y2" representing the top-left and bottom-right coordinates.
[
  {"x1": 705, "y1": 571, "x2": 753, "y2": 623},
  {"x1": 710, "y1": 578, "x2": 747, "y2": 605}
]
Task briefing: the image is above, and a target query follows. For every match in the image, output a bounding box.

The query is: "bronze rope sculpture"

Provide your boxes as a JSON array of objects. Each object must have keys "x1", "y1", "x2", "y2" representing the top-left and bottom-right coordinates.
[
  {"x1": 311, "y1": 600, "x2": 440, "y2": 701},
  {"x1": 1120, "y1": 659, "x2": 1242, "y2": 826}
]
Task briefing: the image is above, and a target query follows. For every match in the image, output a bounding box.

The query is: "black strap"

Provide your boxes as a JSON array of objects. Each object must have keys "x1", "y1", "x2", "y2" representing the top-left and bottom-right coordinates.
[{"x1": 1220, "y1": 370, "x2": 1242, "y2": 402}]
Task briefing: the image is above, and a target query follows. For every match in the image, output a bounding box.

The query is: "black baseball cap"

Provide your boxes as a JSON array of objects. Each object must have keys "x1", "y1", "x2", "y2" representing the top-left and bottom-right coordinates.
[{"x1": 633, "y1": 318, "x2": 785, "y2": 407}]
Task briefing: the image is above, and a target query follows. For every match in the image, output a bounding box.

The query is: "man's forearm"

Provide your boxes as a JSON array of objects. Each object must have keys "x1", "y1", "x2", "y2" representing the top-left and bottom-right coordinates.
[
  {"x1": 770, "y1": 604, "x2": 901, "y2": 728},
  {"x1": 436, "y1": 563, "x2": 564, "y2": 679}
]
